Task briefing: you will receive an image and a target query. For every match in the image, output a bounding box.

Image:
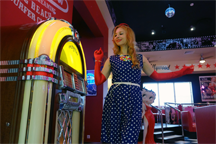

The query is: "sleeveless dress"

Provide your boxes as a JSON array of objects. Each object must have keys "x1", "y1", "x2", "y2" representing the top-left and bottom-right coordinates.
[
  {"x1": 144, "y1": 103, "x2": 155, "y2": 144},
  {"x1": 101, "y1": 54, "x2": 143, "y2": 144}
]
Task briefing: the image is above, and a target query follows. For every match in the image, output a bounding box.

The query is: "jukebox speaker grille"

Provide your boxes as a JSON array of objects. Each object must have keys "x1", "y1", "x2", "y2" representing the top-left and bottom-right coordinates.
[
  {"x1": 63, "y1": 70, "x2": 74, "y2": 89},
  {"x1": 74, "y1": 74, "x2": 83, "y2": 93}
]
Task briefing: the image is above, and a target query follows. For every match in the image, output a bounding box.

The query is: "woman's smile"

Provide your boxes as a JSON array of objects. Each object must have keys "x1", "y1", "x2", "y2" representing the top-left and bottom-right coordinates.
[{"x1": 116, "y1": 39, "x2": 122, "y2": 42}]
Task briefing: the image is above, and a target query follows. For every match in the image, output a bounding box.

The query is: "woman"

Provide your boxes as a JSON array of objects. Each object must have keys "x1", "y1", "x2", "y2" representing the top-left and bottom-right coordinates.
[{"x1": 94, "y1": 23, "x2": 193, "y2": 143}]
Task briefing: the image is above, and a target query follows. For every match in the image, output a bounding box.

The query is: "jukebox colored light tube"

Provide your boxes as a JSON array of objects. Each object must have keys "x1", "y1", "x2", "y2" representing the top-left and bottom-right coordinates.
[
  {"x1": 28, "y1": 20, "x2": 55, "y2": 58},
  {"x1": 50, "y1": 26, "x2": 72, "y2": 60},
  {"x1": 79, "y1": 41, "x2": 87, "y2": 81},
  {"x1": 34, "y1": 20, "x2": 56, "y2": 58}
]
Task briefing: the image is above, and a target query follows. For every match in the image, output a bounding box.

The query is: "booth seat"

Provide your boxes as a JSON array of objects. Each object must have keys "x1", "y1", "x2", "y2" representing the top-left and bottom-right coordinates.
[
  {"x1": 195, "y1": 105, "x2": 216, "y2": 144},
  {"x1": 181, "y1": 106, "x2": 196, "y2": 132}
]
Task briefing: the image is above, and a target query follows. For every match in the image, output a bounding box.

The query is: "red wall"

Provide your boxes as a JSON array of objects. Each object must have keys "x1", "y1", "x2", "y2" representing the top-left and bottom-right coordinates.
[
  {"x1": 73, "y1": 1, "x2": 108, "y2": 142},
  {"x1": 81, "y1": 37, "x2": 105, "y2": 142},
  {"x1": 0, "y1": 0, "x2": 73, "y2": 26}
]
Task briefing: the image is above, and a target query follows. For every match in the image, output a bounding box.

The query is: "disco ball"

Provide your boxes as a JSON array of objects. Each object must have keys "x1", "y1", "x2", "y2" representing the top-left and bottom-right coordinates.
[{"x1": 165, "y1": 7, "x2": 175, "y2": 18}]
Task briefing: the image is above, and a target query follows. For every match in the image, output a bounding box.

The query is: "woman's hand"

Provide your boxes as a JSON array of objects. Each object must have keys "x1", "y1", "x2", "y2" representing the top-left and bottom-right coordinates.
[{"x1": 94, "y1": 47, "x2": 104, "y2": 61}]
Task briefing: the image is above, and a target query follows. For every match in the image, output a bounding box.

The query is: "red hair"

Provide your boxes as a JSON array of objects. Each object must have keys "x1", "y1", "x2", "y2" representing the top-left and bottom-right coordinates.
[{"x1": 112, "y1": 24, "x2": 140, "y2": 68}]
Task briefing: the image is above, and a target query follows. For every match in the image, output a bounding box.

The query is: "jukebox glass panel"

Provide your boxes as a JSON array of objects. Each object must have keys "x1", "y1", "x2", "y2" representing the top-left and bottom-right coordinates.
[{"x1": 60, "y1": 41, "x2": 83, "y2": 75}]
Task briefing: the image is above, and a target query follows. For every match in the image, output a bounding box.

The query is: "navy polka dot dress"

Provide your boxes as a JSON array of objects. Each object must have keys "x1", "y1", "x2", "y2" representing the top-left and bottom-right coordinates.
[{"x1": 101, "y1": 54, "x2": 143, "y2": 144}]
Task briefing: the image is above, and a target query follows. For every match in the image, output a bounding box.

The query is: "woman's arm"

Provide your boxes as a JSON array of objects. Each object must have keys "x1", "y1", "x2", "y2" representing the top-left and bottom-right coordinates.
[
  {"x1": 142, "y1": 55, "x2": 155, "y2": 76},
  {"x1": 142, "y1": 55, "x2": 194, "y2": 81},
  {"x1": 101, "y1": 58, "x2": 111, "y2": 79},
  {"x1": 94, "y1": 48, "x2": 111, "y2": 85}
]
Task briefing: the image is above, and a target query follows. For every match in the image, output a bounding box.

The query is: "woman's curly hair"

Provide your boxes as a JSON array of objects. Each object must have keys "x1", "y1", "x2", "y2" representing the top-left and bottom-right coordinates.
[{"x1": 112, "y1": 24, "x2": 140, "y2": 68}]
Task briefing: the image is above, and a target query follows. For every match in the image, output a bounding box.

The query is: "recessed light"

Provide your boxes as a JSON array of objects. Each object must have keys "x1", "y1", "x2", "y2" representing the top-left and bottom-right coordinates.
[
  {"x1": 200, "y1": 55, "x2": 206, "y2": 63},
  {"x1": 190, "y1": 3, "x2": 194, "y2": 6},
  {"x1": 190, "y1": 26, "x2": 195, "y2": 31},
  {"x1": 151, "y1": 30, "x2": 155, "y2": 35}
]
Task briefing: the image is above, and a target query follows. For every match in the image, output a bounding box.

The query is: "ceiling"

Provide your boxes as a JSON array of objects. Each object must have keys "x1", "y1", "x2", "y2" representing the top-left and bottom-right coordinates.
[
  {"x1": 105, "y1": 0, "x2": 216, "y2": 63},
  {"x1": 136, "y1": 47, "x2": 215, "y2": 63}
]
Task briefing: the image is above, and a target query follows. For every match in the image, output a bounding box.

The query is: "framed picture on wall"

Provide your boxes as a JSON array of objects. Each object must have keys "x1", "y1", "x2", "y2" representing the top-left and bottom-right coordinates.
[
  {"x1": 199, "y1": 76, "x2": 216, "y2": 102},
  {"x1": 86, "y1": 70, "x2": 97, "y2": 96}
]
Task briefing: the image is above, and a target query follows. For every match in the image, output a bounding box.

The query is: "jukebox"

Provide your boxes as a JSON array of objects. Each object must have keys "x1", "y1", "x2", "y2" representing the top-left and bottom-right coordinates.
[{"x1": 1, "y1": 18, "x2": 87, "y2": 143}]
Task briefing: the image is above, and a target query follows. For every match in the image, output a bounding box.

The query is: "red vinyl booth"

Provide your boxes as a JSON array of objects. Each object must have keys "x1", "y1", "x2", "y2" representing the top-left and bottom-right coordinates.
[
  {"x1": 181, "y1": 106, "x2": 196, "y2": 132},
  {"x1": 195, "y1": 105, "x2": 216, "y2": 144}
]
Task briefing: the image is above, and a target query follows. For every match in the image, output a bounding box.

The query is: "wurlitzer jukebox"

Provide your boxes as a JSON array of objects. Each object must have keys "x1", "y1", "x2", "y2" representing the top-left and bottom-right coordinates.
[{"x1": 0, "y1": 18, "x2": 87, "y2": 144}]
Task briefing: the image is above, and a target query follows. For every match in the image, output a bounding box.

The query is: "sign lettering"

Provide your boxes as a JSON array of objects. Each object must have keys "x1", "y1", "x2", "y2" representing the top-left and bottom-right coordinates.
[
  {"x1": 152, "y1": 64, "x2": 171, "y2": 71},
  {"x1": 10, "y1": 0, "x2": 60, "y2": 22}
]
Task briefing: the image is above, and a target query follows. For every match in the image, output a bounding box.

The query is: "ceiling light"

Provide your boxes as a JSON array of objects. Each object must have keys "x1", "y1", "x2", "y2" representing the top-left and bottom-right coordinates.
[
  {"x1": 190, "y1": 3, "x2": 194, "y2": 6},
  {"x1": 190, "y1": 26, "x2": 195, "y2": 31},
  {"x1": 151, "y1": 30, "x2": 155, "y2": 35},
  {"x1": 199, "y1": 57, "x2": 205, "y2": 63},
  {"x1": 199, "y1": 59, "x2": 205, "y2": 63}
]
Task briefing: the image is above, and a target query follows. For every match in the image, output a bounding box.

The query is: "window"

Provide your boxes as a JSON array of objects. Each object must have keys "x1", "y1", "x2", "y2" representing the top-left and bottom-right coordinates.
[
  {"x1": 143, "y1": 82, "x2": 193, "y2": 106},
  {"x1": 174, "y1": 82, "x2": 193, "y2": 104},
  {"x1": 158, "y1": 83, "x2": 175, "y2": 106}
]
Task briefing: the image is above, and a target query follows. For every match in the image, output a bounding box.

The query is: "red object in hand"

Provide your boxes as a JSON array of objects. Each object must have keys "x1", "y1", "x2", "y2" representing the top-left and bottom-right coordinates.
[
  {"x1": 94, "y1": 48, "x2": 107, "y2": 85},
  {"x1": 150, "y1": 65, "x2": 194, "y2": 81}
]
